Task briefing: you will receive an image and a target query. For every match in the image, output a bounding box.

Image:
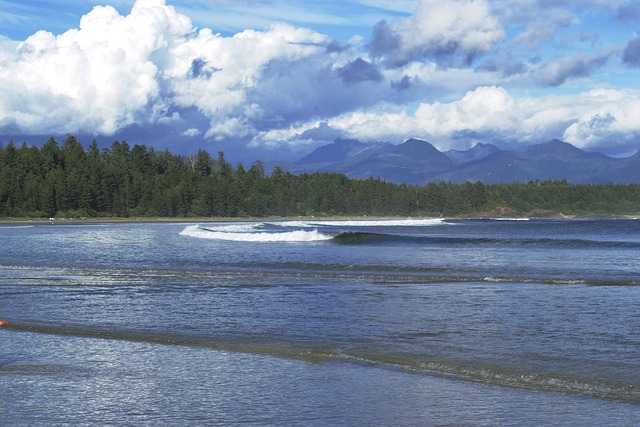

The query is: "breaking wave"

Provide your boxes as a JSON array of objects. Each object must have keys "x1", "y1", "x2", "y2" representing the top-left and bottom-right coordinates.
[
  {"x1": 179, "y1": 219, "x2": 447, "y2": 243},
  {"x1": 180, "y1": 220, "x2": 640, "y2": 249},
  {"x1": 180, "y1": 224, "x2": 334, "y2": 242}
]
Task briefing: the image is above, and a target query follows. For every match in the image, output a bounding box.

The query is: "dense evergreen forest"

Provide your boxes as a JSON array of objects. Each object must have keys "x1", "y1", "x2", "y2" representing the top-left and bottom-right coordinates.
[{"x1": 1, "y1": 135, "x2": 640, "y2": 219}]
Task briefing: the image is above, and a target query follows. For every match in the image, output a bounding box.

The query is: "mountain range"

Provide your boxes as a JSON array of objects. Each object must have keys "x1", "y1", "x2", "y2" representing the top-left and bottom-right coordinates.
[{"x1": 271, "y1": 138, "x2": 640, "y2": 184}]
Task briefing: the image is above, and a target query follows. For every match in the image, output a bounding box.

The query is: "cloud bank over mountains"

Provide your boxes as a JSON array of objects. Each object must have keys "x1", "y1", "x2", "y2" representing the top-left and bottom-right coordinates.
[{"x1": 1, "y1": 0, "x2": 640, "y2": 159}]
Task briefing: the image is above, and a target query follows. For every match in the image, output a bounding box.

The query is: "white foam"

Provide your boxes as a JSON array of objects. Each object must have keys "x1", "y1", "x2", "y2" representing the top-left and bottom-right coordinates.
[
  {"x1": 180, "y1": 225, "x2": 333, "y2": 242},
  {"x1": 199, "y1": 223, "x2": 260, "y2": 233},
  {"x1": 269, "y1": 221, "x2": 310, "y2": 228},
  {"x1": 280, "y1": 219, "x2": 447, "y2": 227}
]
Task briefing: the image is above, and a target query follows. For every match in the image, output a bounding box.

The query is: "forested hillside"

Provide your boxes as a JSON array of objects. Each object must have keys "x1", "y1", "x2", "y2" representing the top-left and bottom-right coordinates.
[{"x1": 1, "y1": 136, "x2": 640, "y2": 218}]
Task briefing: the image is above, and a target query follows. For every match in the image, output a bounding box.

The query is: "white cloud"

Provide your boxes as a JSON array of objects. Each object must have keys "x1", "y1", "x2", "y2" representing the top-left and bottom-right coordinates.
[
  {"x1": 165, "y1": 22, "x2": 329, "y2": 136},
  {"x1": 281, "y1": 86, "x2": 640, "y2": 153},
  {"x1": 0, "y1": 0, "x2": 191, "y2": 135},
  {"x1": 182, "y1": 127, "x2": 201, "y2": 137},
  {"x1": 330, "y1": 106, "x2": 414, "y2": 141},
  {"x1": 561, "y1": 89, "x2": 640, "y2": 150},
  {"x1": 317, "y1": 86, "x2": 516, "y2": 146},
  {"x1": 256, "y1": 120, "x2": 322, "y2": 148},
  {"x1": 396, "y1": 0, "x2": 504, "y2": 55},
  {"x1": 413, "y1": 86, "x2": 515, "y2": 134},
  {"x1": 157, "y1": 111, "x2": 183, "y2": 125},
  {"x1": 370, "y1": 0, "x2": 504, "y2": 65},
  {"x1": 0, "y1": 0, "x2": 333, "y2": 140}
]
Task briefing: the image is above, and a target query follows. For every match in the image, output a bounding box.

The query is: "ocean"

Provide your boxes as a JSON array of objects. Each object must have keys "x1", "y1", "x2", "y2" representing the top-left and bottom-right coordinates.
[{"x1": 1, "y1": 218, "x2": 639, "y2": 426}]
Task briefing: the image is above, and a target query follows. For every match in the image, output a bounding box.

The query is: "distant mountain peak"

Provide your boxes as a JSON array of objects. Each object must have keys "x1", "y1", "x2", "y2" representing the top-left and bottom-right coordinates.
[
  {"x1": 392, "y1": 138, "x2": 443, "y2": 157},
  {"x1": 445, "y1": 143, "x2": 501, "y2": 165},
  {"x1": 295, "y1": 138, "x2": 366, "y2": 165},
  {"x1": 404, "y1": 138, "x2": 429, "y2": 144},
  {"x1": 529, "y1": 139, "x2": 576, "y2": 151},
  {"x1": 286, "y1": 137, "x2": 640, "y2": 184},
  {"x1": 526, "y1": 139, "x2": 606, "y2": 160}
]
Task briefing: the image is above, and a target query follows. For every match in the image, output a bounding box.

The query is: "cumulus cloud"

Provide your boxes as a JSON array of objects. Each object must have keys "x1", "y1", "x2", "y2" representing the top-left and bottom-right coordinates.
[
  {"x1": 0, "y1": 0, "x2": 191, "y2": 135},
  {"x1": 369, "y1": 0, "x2": 504, "y2": 66},
  {"x1": 0, "y1": 0, "x2": 344, "y2": 141},
  {"x1": 412, "y1": 86, "x2": 516, "y2": 135},
  {"x1": 164, "y1": 22, "x2": 332, "y2": 139},
  {"x1": 561, "y1": 89, "x2": 640, "y2": 151}
]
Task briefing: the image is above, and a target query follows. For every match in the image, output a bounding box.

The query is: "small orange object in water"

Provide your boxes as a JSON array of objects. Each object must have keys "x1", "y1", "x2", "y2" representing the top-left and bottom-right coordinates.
[{"x1": 0, "y1": 321, "x2": 9, "y2": 327}]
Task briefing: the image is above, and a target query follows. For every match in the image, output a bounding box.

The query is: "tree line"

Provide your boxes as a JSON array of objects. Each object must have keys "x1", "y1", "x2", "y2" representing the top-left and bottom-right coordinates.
[{"x1": 1, "y1": 135, "x2": 640, "y2": 219}]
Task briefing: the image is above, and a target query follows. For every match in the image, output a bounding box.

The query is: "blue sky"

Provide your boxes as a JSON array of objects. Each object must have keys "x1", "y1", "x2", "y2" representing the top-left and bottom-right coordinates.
[{"x1": 1, "y1": 0, "x2": 640, "y2": 161}]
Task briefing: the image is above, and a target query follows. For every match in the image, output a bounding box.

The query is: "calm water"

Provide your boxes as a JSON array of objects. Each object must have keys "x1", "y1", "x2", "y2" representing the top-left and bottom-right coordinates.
[{"x1": 1, "y1": 218, "x2": 639, "y2": 426}]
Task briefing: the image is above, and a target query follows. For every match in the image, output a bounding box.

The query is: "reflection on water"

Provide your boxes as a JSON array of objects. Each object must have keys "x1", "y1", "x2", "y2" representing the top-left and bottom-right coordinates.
[
  {"x1": 2, "y1": 331, "x2": 640, "y2": 426},
  {"x1": 1, "y1": 220, "x2": 640, "y2": 425}
]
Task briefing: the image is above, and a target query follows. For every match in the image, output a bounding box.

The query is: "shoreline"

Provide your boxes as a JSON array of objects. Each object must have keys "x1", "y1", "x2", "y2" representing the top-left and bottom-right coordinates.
[
  {"x1": 1, "y1": 212, "x2": 638, "y2": 224},
  {"x1": 0, "y1": 215, "x2": 410, "y2": 224}
]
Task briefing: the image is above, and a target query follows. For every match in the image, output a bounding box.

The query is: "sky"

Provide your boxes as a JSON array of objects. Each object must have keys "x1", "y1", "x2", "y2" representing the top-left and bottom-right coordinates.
[{"x1": 1, "y1": 0, "x2": 640, "y2": 162}]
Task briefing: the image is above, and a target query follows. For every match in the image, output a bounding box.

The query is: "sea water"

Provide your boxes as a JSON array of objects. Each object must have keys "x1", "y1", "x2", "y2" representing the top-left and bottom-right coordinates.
[{"x1": 1, "y1": 218, "x2": 639, "y2": 426}]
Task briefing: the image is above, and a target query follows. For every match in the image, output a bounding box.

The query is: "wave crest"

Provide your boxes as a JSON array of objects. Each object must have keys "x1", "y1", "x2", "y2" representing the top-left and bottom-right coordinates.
[{"x1": 180, "y1": 224, "x2": 333, "y2": 242}]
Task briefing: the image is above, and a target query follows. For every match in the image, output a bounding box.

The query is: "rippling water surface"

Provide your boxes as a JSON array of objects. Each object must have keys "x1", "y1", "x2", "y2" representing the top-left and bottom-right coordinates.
[{"x1": 1, "y1": 218, "x2": 639, "y2": 425}]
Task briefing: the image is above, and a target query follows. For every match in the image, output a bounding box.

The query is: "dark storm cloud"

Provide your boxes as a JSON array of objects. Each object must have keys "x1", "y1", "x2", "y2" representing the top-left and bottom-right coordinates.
[
  {"x1": 245, "y1": 55, "x2": 387, "y2": 131},
  {"x1": 299, "y1": 122, "x2": 343, "y2": 141},
  {"x1": 367, "y1": 19, "x2": 476, "y2": 68},
  {"x1": 337, "y1": 58, "x2": 383, "y2": 84},
  {"x1": 537, "y1": 51, "x2": 612, "y2": 87},
  {"x1": 617, "y1": 4, "x2": 640, "y2": 24},
  {"x1": 390, "y1": 75, "x2": 411, "y2": 91},
  {"x1": 325, "y1": 40, "x2": 348, "y2": 53},
  {"x1": 189, "y1": 58, "x2": 219, "y2": 79},
  {"x1": 368, "y1": 20, "x2": 401, "y2": 59},
  {"x1": 623, "y1": 34, "x2": 640, "y2": 66}
]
